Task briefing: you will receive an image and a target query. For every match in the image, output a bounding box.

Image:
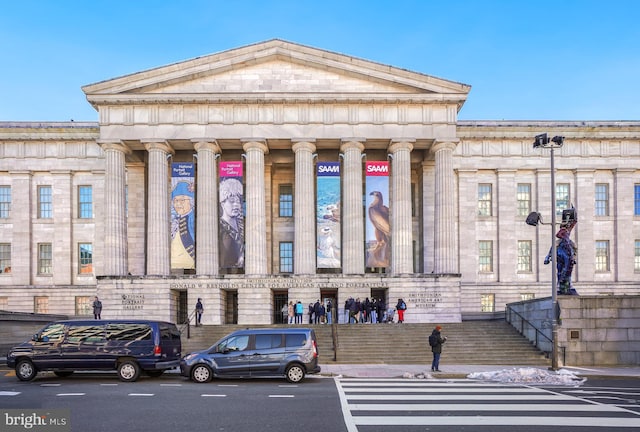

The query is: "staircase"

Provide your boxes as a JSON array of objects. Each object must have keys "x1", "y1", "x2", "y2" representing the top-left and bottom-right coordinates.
[{"x1": 181, "y1": 320, "x2": 550, "y2": 366}]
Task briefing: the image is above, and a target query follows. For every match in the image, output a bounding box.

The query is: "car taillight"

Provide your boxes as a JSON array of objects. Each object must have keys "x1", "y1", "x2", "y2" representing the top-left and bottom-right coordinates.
[
  {"x1": 154, "y1": 345, "x2": 161, "y2": 356},
  {"x1": 312, "y1": 340, "x2": 318, "y2": 358}
]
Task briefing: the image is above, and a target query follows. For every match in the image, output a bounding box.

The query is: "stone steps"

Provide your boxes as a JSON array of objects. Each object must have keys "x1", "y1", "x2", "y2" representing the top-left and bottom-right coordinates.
[{"x1": 181, "y1": 321, "x2": 550, "y2": 366}]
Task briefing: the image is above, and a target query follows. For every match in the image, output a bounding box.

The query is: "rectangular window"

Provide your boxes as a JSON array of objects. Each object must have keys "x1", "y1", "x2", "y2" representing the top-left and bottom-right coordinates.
[
  {"x1": 278, "y1": 184, "x2": 293, "y2": 217},
  {"x1": 478, "y1": 184, "x2": 492, "y2": 216},
  {"x1": 635, "y1": 184, "x2": 640, "y2": 216},
  {"x1": 78, "y1": 185, "x2": 93, "y2": 218},
  {"x1": 0, "y1": 243, "x2": 10, "y2": 274},
  {"x1": 0, "y1": 186, "x2": 10, "y2": 218},
  {"x1": 556, "y1": 183, "x2": 570, "y2": 216},
  {"x1": 517, "y1": 240, "x2": 532, "y2": 272},
  {"x1": 516, "y1": 184, "x2": 531, "y2": 217},
  {"x1": 635, "y1": 240, "x2": 640, "y2": 272},
  {"x1": 279, "y1": 242, "x2": 293, "y2": 273},
  {"x1": 521, "y1": 293, "x2": 535, "y2": 301},
  {"x1": 79, "y1": 243, "x2": 93, "y2": 274},
  {"x1": 595, "y1": 184, "x2": 609, "y2": 216},
  {"x1": 478, "y1": 240, "x2": 493, "y2": 272},
  {"x1": 38, "y1": 243, "x2": 52, "y2": 275},
  {"x1": 480, "y1": 294, "x2": 495, "y2": 312},
  {"x1": 75, "y1": 296, "x2": 92, "y2": 316},
  {"x1": 0, "y1": 297, "x2": 7, "y2": 309},
  {"x1": 595, "y1": 240, "x2": 610, "y2": 272},
  {"x1": 38, "y1": 186, "x2": 52, "y2": 219},
  {"x1": 34, "y1": 296, "x2": 49, "y2": 314}
]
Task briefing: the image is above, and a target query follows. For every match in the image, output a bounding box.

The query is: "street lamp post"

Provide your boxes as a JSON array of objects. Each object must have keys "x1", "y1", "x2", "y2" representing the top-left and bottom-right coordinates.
[{"x1": 532, "y1": 133, "x2": 564, "y2": 371}]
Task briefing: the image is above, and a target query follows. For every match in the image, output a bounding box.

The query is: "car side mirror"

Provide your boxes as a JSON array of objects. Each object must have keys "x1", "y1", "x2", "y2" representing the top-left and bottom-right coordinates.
[{"x1": 32, "y1": 334, "x2": 38, "y2": 341}]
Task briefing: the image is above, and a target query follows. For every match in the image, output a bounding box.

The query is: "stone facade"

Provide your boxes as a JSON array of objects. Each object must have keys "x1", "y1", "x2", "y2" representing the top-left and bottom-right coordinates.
[
  {"x1": 0, "y1": 40, "x2": 639, "y2": 324},
  {"x1": 507, "y1": 296, "x2": 640, "y2": 366}
]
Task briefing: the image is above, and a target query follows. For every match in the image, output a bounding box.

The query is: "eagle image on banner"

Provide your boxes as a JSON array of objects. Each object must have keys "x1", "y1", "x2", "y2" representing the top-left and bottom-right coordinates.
[
  {"x1": 171, "y1": 163, "x2": 196, "y2": 269},
  {"x1": 365, "y1": 161, "x2": 390, "y2": 269},
  {"x1": 219, "y1": 161, "x2": 244, "y2": 269},
  {"x1": 316, "y1": 162, "x2": 341, "y2": 268}
]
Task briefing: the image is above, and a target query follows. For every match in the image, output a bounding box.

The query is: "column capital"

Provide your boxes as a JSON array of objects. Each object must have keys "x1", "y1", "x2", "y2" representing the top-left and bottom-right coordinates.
[
  {"x1": 142, "y1": 139, "x2": 174, "y2": 154},
  {"x1": 291, "y1": 140, "x2": 316, "y2": 153},
  {"x1": 388, "y1": 139, "x2": 415, "y2": 153},
  {"x1": 97, "y1": 140, "x2": 131, "y2": 155},
  {"x1": 193, "y1": 139, "x2": 221, "y2": 154},
  {"x1": 340, "y1": 138, "x2": 365, "y2": 153},
  {"x1": 241, "y1": 138, "x2": 268, "y2": 154},
  {"x1": 431, "y1": 139, "x2": 459, "y2": 154}
]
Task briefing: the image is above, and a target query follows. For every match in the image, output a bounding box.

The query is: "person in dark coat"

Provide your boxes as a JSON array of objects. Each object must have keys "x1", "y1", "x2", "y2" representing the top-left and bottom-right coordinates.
[
  {"x1": 92, "y1": 296, "x2": 102, "y2": 320},
  {"x1": 314, "y1": 300, "x2": 322, "y2": 324},
  {"x1": 429, "y1": 325, "x2": 447, "y2": 372},
  {"x1": 195, "y1": 298, "x2": 203, "y2": 326}
]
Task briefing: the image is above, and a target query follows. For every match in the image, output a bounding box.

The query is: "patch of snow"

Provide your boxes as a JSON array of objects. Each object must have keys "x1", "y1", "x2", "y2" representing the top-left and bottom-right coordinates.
[{"x1": 467, "y1": 367, "x2": 586, "y2": 386}]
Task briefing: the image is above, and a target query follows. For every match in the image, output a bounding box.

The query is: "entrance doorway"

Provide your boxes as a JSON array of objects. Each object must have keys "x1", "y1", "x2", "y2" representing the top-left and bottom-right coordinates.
[
  {"x1": 320, "y1": 290, "x2": 337, "y2": 324},
  {"x1": 223, "y1": 290, "x2": 238, "y2": 324},
  {"x1": 273, "y1": 291, "x2": 288, "y2": 324},
  {"x1": 371, "y1": 288, "x2": 388, "y2": 323},
  {"x1": 170, "y1": 290, "x2": 188, "y2": 324}
]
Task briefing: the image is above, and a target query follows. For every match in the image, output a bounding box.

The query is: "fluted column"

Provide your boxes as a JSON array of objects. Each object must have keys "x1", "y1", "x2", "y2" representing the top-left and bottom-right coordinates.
[
  {"x1": 340, "y1": 138, "x2": 366, "y2": 274},
  {"x1": 144, "y1": 140, "x2": 173, "y2": 276},
  {"x1": 242, "y1": 139, "x2": 268, "y2": 275},
  {"x1": 193, "y1": 139, "x2": 221, "y2": 275},
  {"x1": 433, "y1": 140, "x2": 458, "y2": 274},
  {"x1": 99, "y1": 141, "x2": 131, "y2": 276},
  {"x1": 389, "y1": 139, "x2": 415, "y2": 274},
  {"x1": 292, "y1": 139, "x2": 317, "y2": 274}
]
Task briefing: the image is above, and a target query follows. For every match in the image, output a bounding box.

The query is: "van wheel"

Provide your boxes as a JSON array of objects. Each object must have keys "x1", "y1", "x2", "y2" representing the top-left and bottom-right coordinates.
[
  {"x1": 117, "y1": 360, "x2": 141, "y2": 382},
  {"x1": 145, "y1": 370, "x2": 164, "y2": 378},
  {"x1": 16, "y1": 359, "x2": 37, "y2": 381},
  {"x1": 54, "y1": 371, "x2": 74, "y2": 378},
  {"x1": 285, "y1": 364, "x2": 305, "y2": 383},
  {"x1": 191, "y1": 364, "x2": 212, "y2": 383}
]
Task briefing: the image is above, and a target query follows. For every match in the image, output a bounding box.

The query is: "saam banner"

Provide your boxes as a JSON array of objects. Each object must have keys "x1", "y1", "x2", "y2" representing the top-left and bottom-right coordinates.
[
  {"x1": 365, "y1": 161, "x2": 390, "y2": 269},
  {"x1": 316, "y1": 162, "x2": 341, "y2": 268}
]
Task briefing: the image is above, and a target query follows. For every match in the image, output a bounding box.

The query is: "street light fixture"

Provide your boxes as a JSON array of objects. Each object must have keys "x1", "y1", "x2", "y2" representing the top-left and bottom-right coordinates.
[{"x1": 528, "y1": 133, "x2": 564, "y2": 371}]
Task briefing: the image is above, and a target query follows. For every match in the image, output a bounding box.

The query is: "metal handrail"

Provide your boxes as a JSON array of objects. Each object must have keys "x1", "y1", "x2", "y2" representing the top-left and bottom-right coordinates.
[
  {"x1": 505, "y1": 305, "x2": 552, "y2": 352},
  {"x1": 179, "y1": 309, "x2": 197, "y2": 339}
]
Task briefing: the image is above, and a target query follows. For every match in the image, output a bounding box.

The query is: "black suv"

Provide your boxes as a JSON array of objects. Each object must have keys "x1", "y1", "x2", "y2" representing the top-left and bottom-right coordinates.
[{"x1": 7, "y1": 319, "x2": 182, "y2": 382}]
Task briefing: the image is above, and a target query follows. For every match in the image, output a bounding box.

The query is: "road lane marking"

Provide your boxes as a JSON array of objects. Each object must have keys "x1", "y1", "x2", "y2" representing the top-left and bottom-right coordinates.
[
  {"x1": 269, "y1": 395, "x2": 294, "y2": 398},
  {"x1": 0, "y1": 391, "x2": 21, "y2": 396},
  {"x1": 202, "y1": 394, "x2": 227, "y2": 397},
  {"x1": 160, "y1": 384, "x2": 182, "y2": 386},
  {"x1": 349, "y1": 403, "x2": 622, "y2": 412},
  {"x1": 128, "y1": 393, "x2": 154, "y2": 396},
  {"x1": 56, "y1": 393, "x2": 85, "y2": 396},
  {"x1": 41, "y1": 383, "x2": 61, "y2": 387}
]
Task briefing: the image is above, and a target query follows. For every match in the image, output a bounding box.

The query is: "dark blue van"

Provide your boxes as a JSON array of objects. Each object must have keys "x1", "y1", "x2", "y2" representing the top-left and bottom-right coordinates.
[
  {"x1": 180, "y1": 327, "x2": 320, "y2": 383},
  {"x1": 6, "y1": 319, "x2": 182, "y2": 382}
]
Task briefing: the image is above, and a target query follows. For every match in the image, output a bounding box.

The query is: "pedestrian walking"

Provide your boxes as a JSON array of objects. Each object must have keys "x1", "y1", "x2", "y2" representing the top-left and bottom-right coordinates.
[{"x1": 429, "y1": 325, "x2": 447, "y2": 372}]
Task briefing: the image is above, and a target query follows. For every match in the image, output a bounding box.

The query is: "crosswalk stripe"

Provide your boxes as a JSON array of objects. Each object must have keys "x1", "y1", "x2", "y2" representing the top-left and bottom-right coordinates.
[
  {"x1": 349, "y1": 403, "x2": 620, "y2": 412},
  {"x1": 342, "y1": 387, "x2": 549, "y2": 393},
  {"x1": 353, "y1": 416, "x2": 640, "y2": 427},
  {"x1": 345, "y1": 394, "x2": 575, "y2": 400}
]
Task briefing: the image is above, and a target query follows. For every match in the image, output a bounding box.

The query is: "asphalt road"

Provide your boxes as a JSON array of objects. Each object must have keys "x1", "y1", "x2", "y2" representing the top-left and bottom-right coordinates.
[{"x1": 1, "y1": 370, "x2": 640, "y2": 432}]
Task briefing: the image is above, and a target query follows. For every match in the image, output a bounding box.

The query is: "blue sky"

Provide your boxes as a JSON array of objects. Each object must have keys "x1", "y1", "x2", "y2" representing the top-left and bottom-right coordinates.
[{"x1": 1, "y1": 0, "x2": 638, "y2": 121}]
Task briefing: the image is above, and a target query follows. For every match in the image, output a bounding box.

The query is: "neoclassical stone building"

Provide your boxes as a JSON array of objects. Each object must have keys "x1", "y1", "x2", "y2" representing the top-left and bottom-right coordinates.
[{"x1": 0, "y1": 40, "x2": 639, "y2": 324}]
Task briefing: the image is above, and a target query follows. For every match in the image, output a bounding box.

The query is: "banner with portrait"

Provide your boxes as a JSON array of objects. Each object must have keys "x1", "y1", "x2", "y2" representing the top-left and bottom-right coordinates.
[
  {"x1": 171, "y1": 163, "x2": 196, "y2": 269},
  {"x1": 365, "y1": 161, "x2": 390, "y2": 269},
  {"x1": 219, "y1": 161, "x2": 244, "y2": 269},
  {"x1": 316, "y1": 162, "x2": 341, "y2": 268}
]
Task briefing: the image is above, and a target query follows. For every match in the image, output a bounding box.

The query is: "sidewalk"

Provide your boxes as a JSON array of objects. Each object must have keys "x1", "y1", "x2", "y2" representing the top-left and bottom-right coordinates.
[{"x1": 318, "y1": 363, "x2": 640, "y2": 379}]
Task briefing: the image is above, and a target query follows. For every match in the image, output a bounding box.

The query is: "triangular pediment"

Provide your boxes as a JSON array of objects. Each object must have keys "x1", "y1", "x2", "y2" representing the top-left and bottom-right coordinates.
[{"x1": 82, "y1": 39, "x2": 470, "y2": 100}]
